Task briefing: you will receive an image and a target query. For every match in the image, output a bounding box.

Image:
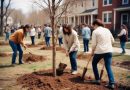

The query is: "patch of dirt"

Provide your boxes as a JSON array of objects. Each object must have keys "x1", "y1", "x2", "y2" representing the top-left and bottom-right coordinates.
[
  {"x1": 0, "y1": 52, "x2": 12, "y2": 57},
  {"x1": 77, "y1": 53, "x2": 91, "y2": 60},
  {"x1": 26, "y1": 44, "x2": 41, "y2": 48},
  {"x1": 17, "y1": 69, "x2": 130, "y2": 90},
  {"x1": 56, "y1": 47, "x2": 66, "y2": 53},
  {"x1": 118, "y1": 61, "x2": 130, "y2": 70},
  {"x1": 40, "y1": 46, "x2": 52, "y2": 50},
  {"x1": 37, "y1": 41, "x2": 46, "y2": 45},
  {"x1": 23, "y1": 54, "x2": 47, "y2": 63},
  {"x1": 0, "y1": 41, "x2": 9, "y2": 45}
]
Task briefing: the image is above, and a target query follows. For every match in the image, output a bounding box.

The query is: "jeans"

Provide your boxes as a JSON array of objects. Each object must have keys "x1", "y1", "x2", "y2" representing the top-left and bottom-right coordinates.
[
  {"x1": 120, "y1": 41, "x2": 126, "y2": 53},
  {"x1": 5, "y1": 32, "x2": 10, "y2": 41},
  {"x1": 83, "y1": 38, "x2": 89, "y2": 52},
  {"x1": 58, "y1": 37, "x2": 63, "y2": 46},
  {"x1": 30, "y1": 36, "x2": 35, "y2": 45},
  {"x1": 9, "y1": 40, "x2": 23, "y2": 64},
  {"x1": 45, "y1": 37, "x2": 50, "y2": 47},
  {"x1": 38, "y1": 32, "x2": 41, "y2": 39},
  {"x1": 92, "y1": 52, "x2": 115, "y2": 85},
  {"x1": 69, "y1": 51, "x2": 78, "y2": 71}
]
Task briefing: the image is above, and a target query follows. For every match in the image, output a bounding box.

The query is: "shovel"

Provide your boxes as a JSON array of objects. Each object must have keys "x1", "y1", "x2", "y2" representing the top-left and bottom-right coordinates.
[
  {"x1": 81, "y1": 56, "x2": 92, "y2": 80},
  {"x1": 100, "y1": 63, "x2": 105, "y2": 80}
]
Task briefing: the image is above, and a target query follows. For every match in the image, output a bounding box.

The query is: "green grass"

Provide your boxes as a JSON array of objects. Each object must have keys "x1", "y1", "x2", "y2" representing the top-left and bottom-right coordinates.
[
  {"x1": 113, "y1": 42, "x2": 130, "y2": 49},
  {"x1": 113, "y1": 53, "x2": 130, "y2": 61},
  {"x1": 0, "y1": 45, "x2": 12, "y2": 52}
]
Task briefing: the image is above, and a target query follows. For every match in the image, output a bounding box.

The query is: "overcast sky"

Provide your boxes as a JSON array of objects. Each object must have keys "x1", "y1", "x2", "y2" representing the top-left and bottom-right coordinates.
[{"x1": 11, "y1": 0, "x2": 40, "y2": 14}]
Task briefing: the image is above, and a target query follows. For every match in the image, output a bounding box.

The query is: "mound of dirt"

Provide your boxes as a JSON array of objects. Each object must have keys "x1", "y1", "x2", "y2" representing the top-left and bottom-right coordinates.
[
  {"x1": 40, "y1": 46, "x2": 52, "y2": 50},
  {"x1": 26, "y1": 44, "x2": 41, "y2": 48},
  {"x1": 77, "y1": 53, "x2": 91, "y2": 60},
  {"x1": 56, "y1": 47, "x2": 65, "y2": 53},
  {"x1": 17, "y1": 69, "x2": 130, "y2": 90},
  {"x1": 0, "y1": 41, "x2": 9, "y2": 45},
  {"x1": 23, "y1": 54, "x2": 46, "y2": 63},
  {"x1": 0, "y1": 52, "x2": 12, "y2": 57},
  {"x1": 119, "y1": 61, "x2": 130, "y2": 70},
  {"x1": 37, "y1": 41, "x2": 46, "y2": 45}
]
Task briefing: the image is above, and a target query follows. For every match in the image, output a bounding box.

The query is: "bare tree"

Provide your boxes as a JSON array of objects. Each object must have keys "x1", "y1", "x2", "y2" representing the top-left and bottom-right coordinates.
[
  {"x1": 0, "y1": 0, "x2": 11, "y2": 36},
  {"x1": 34, "y1": 0, "x2": 75, "y2": 77}
]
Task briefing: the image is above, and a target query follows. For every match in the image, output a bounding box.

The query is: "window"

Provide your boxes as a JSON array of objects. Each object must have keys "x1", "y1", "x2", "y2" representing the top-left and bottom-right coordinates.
[
  {"x1": 103, "y1": 11, "x2": 112, "y2": 23},
  {"x1": 103, "y1": 0, "x2": 112, "y2": 6},
  {"x1": 121, "y1": 13, "x2": 128, "y2": 25},
  {"x1": 122, "y1": 0, "x2": 129, "y2": 4},
  {"x1": 93, "y1": 0, "x2": 95, "y2": 6}
]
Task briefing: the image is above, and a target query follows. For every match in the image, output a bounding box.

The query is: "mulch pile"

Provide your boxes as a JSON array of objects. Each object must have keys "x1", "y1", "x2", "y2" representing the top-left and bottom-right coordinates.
[
  {"x1": 23, "y1": 53, "x2": 46, "y2": 63},
  {"x1": 17, "y1": 69, "x2": 130, "y2": 90},
  {"x1": 0, "y1": 41, "x2": 9, "y2": 45}
]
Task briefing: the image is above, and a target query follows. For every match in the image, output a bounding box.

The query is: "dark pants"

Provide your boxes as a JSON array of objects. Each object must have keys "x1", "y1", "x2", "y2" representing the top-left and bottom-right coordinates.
[
  {"x1": 120, "y1": 41, "x2": 126, "y2": 53},
  {"x1": 45, "y1": 37, "x2": 50, "y2": 47},
  {"x1": 5, "y1": 32, "x2": 10, "y2": 41},
  {"x1": 30, "y1": 36, "x2": 35, "y2": 45},
  {"x1": 38, "y1": 32, "x2": 41, "y2": 39},
  {"x1": 92, "y1": 52, "x2": 114, "y2": 85},
  {"x1": 69, "y1": 51, "x2": 78, "y2": 71},
  {"x1": 9, "y1": 40, "x2": 23, "y2": 64},
  {"x1": 83, "y1": 38, "x2": 89, "y2": 52},
  {"x1": 58, "y1": 37, "x2": 63, "y2": 46}
]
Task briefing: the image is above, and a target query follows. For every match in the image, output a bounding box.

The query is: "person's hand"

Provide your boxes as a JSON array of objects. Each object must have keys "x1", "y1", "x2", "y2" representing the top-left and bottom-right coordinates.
[
  {"x1": 66, "y1": 51, "x2": 69, "y2": 57},
  {"x1": 23, "y1": 45, "x2": 27, "y2": 50}
]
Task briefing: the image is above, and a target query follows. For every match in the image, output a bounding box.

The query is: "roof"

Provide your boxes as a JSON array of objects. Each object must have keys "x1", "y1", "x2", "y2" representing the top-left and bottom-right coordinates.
[{"x1": 81, "y1": 8, "x2": 97, "y2": 14}]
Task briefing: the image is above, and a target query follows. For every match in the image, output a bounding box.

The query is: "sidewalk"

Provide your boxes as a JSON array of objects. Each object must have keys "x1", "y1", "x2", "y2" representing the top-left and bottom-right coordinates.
[{"x1": 79, "y1": 44, "x2": 130, "y2": 55}]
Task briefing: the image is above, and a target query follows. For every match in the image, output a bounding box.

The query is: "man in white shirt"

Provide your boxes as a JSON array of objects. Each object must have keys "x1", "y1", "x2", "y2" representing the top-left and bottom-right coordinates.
[{"x1": 29, "y1": 25, "x2": 36, "y2": 45}]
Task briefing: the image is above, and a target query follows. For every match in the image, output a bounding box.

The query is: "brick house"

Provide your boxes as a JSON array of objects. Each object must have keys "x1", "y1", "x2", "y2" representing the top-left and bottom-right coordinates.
[{"x1": 98, "y1": 0, "x2": 130, "y2": 36}]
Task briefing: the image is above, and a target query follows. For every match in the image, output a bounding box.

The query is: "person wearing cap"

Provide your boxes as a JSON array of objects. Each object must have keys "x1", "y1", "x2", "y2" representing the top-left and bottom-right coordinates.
[{"x1": 9, "y1": 24, "x2": 31, "y2": 65}]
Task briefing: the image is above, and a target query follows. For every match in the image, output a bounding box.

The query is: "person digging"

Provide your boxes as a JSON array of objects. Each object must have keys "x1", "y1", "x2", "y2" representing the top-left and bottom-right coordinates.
[
  {"x1": 86, "y1": 19, "x2": 115, "y2": 89},
  {"x1": 9, "y1": 25, "x2": 31, "y2": 66}
]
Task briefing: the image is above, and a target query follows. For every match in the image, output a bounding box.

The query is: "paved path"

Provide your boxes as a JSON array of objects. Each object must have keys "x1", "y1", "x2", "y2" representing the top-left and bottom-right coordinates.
[{"x1": 79, "y1": 44, "x2": 130, "y2": 55}]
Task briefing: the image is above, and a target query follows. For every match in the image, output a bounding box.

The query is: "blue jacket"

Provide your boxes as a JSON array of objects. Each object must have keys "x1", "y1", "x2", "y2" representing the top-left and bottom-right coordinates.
[{"x1": 82, "y1": 27, "x2": 91, "y2": 39}]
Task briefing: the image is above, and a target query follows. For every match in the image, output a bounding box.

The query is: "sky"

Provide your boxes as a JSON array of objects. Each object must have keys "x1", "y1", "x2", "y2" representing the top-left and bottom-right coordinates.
[{"x1": 11, "y1": 0, "x2": 40, "y2": 14}]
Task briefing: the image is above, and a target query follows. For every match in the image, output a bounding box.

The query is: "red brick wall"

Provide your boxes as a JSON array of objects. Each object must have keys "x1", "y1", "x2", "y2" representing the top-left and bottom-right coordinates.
[{"x1": 98, "y1": 0, "x2": 122, "y2": 30}]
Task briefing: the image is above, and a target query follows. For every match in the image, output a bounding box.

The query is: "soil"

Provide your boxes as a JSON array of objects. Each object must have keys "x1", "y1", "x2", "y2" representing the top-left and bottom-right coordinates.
[
  {"x1": 40, "y1": 46, "x2": 52, "y2": 50},
  {"x1": 0, "y1": 41, "x2": 9, "y2": 45},
  {"x1": 17, "y1": 69, "x2": 130, "y2": 90},
  {"x1": 26, "y1": 44, "x2": 41, "y2": 48},
  {"x1": 0, "y1": 52, "x2": 12, "y2": 57},
  {"x1": 37, "y1": 41, "x2": 46, "y2": 45},
  {"x1": 39, "y1": 46, "x2": 65, "y2": 53},
  {"x1": 118, "y1": 61, "x2": 130, "y2": 70},
  {"x1": 77, "y1": 53, "x2": 91, "y2": 60},
  {"x1": 23, "y1": 53, "x2": 46, "y2": 63}
]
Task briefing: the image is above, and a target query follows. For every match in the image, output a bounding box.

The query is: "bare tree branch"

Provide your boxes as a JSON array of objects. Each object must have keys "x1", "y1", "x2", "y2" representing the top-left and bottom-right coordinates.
[{"x1": 3, "y1": 0, "x2": 11, "y2": 16}]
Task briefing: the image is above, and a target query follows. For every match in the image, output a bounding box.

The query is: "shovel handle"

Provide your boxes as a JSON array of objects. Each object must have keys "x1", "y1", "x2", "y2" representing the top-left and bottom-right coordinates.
[{"x1": 100, "y1": 64, "x2": 105, "y2": 80}]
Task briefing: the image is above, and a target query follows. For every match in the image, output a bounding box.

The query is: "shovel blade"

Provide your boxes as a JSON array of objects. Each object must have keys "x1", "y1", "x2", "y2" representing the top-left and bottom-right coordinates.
[{"x1": 81, "y1": 67, "x2": 87, "y2": 80}]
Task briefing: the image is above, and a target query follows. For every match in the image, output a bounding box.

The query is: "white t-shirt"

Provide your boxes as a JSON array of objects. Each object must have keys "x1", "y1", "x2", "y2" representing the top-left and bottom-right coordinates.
[
  {"x1": 30, "y1": 28, "x2": 36, "y2": 36},
  {"x1": 92, "y1": 26, "x2": 114, "y2": 54}
]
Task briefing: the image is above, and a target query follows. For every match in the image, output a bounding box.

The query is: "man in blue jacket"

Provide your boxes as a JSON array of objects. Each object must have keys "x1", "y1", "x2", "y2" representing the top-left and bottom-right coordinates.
[{"x1": 81, "y1": 23, "x2": 91, "y2": 53}]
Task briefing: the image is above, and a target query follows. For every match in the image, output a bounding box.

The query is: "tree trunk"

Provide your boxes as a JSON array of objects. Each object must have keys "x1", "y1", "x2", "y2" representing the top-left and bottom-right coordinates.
[
  {"x1": 0, "y1": 0, "x2": 4, "y2": 36},
  {"x1": 52, "y1": 0, "x2": 56, "y2": 77}
]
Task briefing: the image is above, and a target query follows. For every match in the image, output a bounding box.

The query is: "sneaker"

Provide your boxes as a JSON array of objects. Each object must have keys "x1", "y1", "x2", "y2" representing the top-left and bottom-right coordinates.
[
  {"x1": 71, "y1": 71, "x2": 78, "y2": 75},
  {"x1": 105, "y1": 84, "x2": 115, "y2": 89},
  {"x1": 19, "y1": 62, "x2": 24, "y2": 65},
  {"x1": 84, "y1": 80, "x2": 101, "y2": 85}
]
